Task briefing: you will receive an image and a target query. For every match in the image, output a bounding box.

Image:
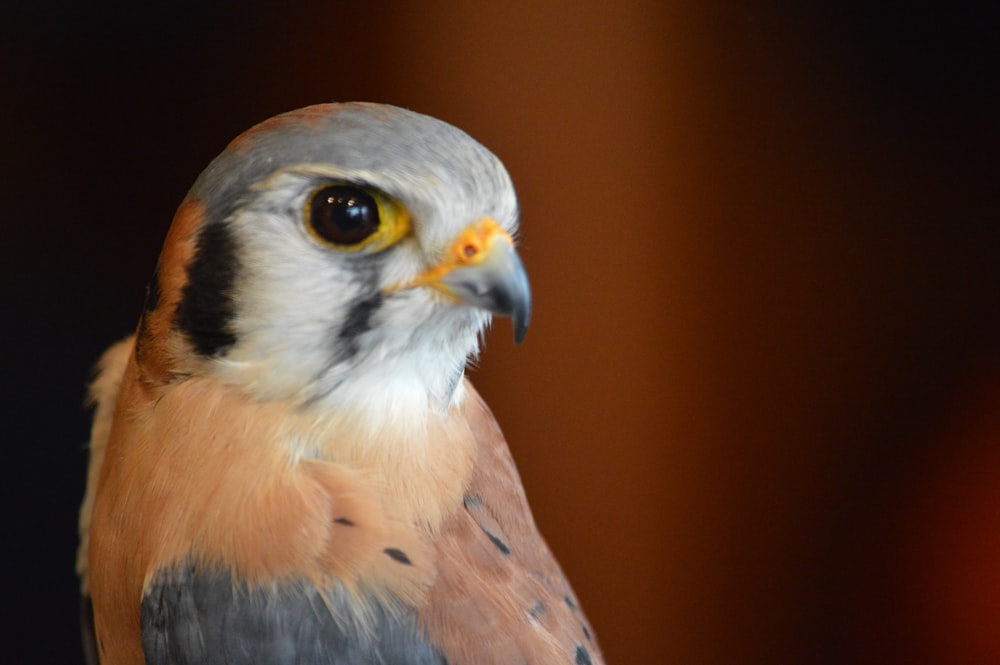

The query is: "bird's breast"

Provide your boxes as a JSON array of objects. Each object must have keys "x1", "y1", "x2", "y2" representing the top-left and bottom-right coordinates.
[{"x1": 88, "y1": 359, "x2": 476, "y2": 664}]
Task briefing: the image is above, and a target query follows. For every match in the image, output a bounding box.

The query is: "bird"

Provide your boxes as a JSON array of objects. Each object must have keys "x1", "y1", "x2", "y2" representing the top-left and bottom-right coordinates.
[{"x1": 76, "y1": 102, "x2": 603, "y2": 665}]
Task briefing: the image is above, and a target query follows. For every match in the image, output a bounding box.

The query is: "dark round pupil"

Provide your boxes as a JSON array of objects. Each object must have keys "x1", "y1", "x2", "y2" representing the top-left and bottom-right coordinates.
[{"x1": 309, "y1": 185, "x2": 379, "y2": 245}]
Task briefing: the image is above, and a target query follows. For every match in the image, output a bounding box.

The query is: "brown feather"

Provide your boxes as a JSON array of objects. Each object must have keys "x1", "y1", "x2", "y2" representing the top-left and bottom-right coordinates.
[
  {"x1": 77, "y1": 336, "x2": 134, "y2": 595},
  {"x1": 82, "y1": 103, "x2": 599, "y2": 665},
  {"x1": 133, "y1": 198, "x2": 205, "y2": 386},
  {"x1": 84, "y1": 350, "x2": 602, "y2": 665},
  {"x1": 420, "y1": 386, "x2": 605, "y2": 665},
  {"x1": 86, "y1": 352, "x2": 479, "y2": 664}
]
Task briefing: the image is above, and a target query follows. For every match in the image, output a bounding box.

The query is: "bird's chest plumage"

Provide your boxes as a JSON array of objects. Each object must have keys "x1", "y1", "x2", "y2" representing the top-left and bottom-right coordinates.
[
  {"x1": 81, "y1": 102, "x2": 604, "y2": 665},
  {"x1": 88, "y1": 357, "x2": 477, "y2": 665}
]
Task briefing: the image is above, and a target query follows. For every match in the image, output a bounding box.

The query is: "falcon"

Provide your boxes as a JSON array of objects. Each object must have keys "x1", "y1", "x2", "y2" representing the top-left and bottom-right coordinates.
[{"x1": 77, "y1": 102, "x2": 603, "y2": 665}]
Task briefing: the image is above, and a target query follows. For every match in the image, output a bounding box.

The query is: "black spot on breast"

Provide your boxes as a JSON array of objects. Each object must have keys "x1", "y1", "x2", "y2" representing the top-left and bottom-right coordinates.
[
  {"x1": 463, "y1": 495, "x2": 511, "y2": 556},
  {"x1": 175, "y1": 221, "x2": 239, "y2": 357},
  {"x1": 527, "y1": 601, "x2": 546, "y2": 620},
  {"x1": 484, "y1": 530, "x2": 511, "y2": 556},
  {"x1": 333, "y1": 517, "x2": 356, "y2": 526},
  {"x1": 575, "y1": 645, "x2": 593, "y2": 665},
  {"x1": 383, "y1": 548, "x2": 412, "y2": 565},
  {"x1": 564, "y1": 595, "x2": 578, "y2": 610},
  {"x1": 582, "y1": 623, "x2": 592, "y2": 642}
]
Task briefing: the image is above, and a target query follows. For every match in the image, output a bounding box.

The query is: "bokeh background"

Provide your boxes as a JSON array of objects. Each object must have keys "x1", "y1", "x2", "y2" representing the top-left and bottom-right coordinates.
[{"x1": 2, "y1": 2, "x2": 998, "y2": 662}]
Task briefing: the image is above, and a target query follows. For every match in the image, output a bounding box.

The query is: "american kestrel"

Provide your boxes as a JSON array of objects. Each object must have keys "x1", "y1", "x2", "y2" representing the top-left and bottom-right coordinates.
[{"x1": 77, "y1": 102, "x2": 603, "y2": 665}]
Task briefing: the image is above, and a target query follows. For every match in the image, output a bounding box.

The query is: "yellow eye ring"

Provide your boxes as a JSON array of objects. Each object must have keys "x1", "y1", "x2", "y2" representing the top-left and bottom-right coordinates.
[{"x1": 305, "y1": 183, "x2": 411, "y2": 252}]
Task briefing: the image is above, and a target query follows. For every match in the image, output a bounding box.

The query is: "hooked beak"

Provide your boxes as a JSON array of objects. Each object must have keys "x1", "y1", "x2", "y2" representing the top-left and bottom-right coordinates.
[{"x1": 385, "y1": 218, "x2": 532, "y2": 344}]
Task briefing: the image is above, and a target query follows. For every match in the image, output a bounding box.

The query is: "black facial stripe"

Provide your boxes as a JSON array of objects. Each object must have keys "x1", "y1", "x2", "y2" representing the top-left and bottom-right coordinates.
[
  {"x1": 175, "y1": 221, "x2": 239, "y2": 357},
  {"x1": 306, "y1": 251, "x2": 392, "y2": 404},
  {"x1": 332, "y1": 251, "x2": 389, "y2": 363},
  {"x1": 339, "y1": 293, "x2": 383, "y2": 352}
]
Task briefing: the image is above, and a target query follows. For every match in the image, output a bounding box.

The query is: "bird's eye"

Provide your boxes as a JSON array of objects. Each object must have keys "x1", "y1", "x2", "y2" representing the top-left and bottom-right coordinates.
[
  {"x1": 305, "y1": 183, "x2": 412, "y2": 252},
  {"x1": 308, "y1": 185, "x2": 381, "y2": 246}
]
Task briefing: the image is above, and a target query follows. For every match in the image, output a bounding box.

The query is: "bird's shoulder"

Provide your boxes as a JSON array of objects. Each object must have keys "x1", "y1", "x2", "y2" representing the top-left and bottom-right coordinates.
[
  {"x1": 417, "y1": 388, "x2": 604, "y2": 665},
  {"x1": 78, "y1": 335, "x2": 136, "y2": 665},
  {"x1": 78, "y1": 334, "x2": 136, "y2": 591}
]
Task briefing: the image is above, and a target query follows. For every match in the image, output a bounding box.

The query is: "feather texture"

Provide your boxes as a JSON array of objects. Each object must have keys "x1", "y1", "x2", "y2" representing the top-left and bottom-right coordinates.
[
  {"x1": 424, "y1": 389, "x2": 602, "y2": 664},
  {"x1": 78, "y1": 103, "x2": 603, "y2": 665}
]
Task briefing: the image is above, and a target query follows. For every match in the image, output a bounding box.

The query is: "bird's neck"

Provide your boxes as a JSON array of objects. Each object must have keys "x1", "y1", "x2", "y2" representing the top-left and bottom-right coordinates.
[{"x1": 146, "y1": 368, "x2": 479, "y2": 532}]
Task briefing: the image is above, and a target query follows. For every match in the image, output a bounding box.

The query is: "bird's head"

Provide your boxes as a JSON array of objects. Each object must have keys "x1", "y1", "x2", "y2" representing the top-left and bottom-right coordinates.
[{"x1": 135, "y1": 103, "x2": 530, "y2": 417}]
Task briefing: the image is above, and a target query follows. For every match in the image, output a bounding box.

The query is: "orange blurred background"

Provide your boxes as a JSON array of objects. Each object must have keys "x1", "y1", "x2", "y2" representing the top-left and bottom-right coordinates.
[{"x1": 2, "y1": 2, "x2": 998, "y2": 663}]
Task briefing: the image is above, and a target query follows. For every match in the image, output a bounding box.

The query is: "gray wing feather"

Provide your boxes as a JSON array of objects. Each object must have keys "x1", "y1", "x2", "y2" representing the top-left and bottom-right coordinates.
[{"x1": 142, "y1": 564, "x2": 448, "y2": 665}]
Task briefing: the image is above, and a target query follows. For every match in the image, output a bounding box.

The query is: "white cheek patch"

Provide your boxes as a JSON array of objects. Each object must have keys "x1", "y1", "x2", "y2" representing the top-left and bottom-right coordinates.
[
  {"x1": 215, "y1": 176, "x2": 362, "y2": 398},
  {"x1": 211, "y1": 174, "x2": 489, "y2": 419}
]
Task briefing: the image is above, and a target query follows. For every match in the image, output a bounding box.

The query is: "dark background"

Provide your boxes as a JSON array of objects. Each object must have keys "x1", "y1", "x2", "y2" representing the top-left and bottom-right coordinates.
[{"x1": 2, "y1": 2, "x2": 998, "y2": 663}]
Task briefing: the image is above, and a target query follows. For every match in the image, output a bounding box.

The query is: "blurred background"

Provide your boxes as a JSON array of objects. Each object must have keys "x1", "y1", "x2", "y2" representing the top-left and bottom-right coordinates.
[{"x1": 2, "y1": 1, "x2": 998, "y2": 662}]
